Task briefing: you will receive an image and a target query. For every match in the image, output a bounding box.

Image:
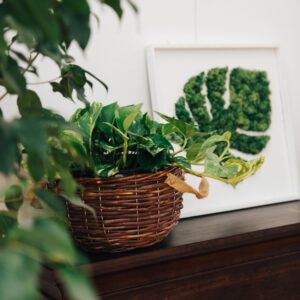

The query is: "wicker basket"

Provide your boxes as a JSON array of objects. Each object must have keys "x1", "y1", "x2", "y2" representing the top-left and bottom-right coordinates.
[{"x1": 65, "y1": 167, "x2": 184, "y2": 253}]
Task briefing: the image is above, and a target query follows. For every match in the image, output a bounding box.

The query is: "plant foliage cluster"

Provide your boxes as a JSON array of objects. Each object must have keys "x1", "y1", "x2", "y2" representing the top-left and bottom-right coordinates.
[
  {"x1": 69, "y1": 102, "x2": 264, "y2": 186},
  {"x1": 175, "y1": 67, "x2": 272, "y2": 155},
  {"x1": 0, "y1": 1, "x2": 137, "y2": 299}
]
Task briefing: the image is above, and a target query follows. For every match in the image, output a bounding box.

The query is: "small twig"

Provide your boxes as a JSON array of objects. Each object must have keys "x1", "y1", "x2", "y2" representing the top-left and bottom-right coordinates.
[
  {"x1": 0, "y1": 52, "x2": 39, "y2": 102},
  {"x1": 172, "y1": 137, "x2": 188, "y2": 157},
  {"x1": 27, "y1": 75, "x2": 62, "y2": 85},
  {"x1": 0, "y1": 91, "x2": 8, "y2": 101},
  {"x1": 22, "y1": 52, "x2": 39, "y2": 75}
]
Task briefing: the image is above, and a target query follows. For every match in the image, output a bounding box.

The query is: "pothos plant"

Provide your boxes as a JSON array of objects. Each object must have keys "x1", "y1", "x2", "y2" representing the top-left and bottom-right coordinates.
[
  {"x1": 68, "y1": 102, "x2": 264, "y2": 187},
  {"x1": 0, "y1": 1, "x2": 137, "y2": 300}
]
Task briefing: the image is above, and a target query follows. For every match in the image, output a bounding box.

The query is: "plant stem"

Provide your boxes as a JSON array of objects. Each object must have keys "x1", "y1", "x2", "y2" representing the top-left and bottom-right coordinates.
[
  {"x1": 123, "y1": 140, "x2": 128, "y2": 167},
  {"x1": 0, "y1": 91, "x2": 8, "y2": 101},
  {"x1": 172, "y1": 137, "x2": 187, "y2": 157},
  {"x1": 22, "y1": 52, "x2": 39, "y2": 75},
  {"x1": 0, "y1": 52, "x2": 39, "y2": 102},
  {"x1": 27, "y1": 75, "x2": 62, "y2": 85},
  {"x1": 172, "y1": 162, "x2": 231, "y2": 184}
]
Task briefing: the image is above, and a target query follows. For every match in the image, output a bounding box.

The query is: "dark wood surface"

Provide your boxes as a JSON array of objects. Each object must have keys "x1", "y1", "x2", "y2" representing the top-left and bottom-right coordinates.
[{"x1": 44, "y1": 201, "x2": 300, "y2": 299}]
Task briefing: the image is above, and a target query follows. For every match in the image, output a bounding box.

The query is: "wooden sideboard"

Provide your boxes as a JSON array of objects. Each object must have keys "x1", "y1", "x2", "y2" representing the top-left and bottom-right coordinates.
[{"x1": 43, "y1": 201, "x2": 300, "y2": 300}]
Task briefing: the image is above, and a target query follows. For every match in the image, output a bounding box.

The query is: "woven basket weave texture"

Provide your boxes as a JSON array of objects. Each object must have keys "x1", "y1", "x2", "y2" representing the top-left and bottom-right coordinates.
[{"x1": 65, "y1": 167, "x2": 184, "y2": 252}]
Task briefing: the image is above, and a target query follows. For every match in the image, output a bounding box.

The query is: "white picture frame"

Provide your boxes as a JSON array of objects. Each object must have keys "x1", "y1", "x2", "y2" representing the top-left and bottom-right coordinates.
[{"x1": 146, "y1": 44, "x2": 299, "y2": 218}]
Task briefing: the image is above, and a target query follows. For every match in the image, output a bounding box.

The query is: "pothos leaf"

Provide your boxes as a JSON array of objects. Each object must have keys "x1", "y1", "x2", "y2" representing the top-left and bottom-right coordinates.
[
  {"x1": 70, "y1": 102, "x2": 102, "y2": 154},
  {"x1": 223, "y1": 156, "x2": 265, "y2": 186},
  {"x1": 123, "y1": 103, "x2": 143, "y2": 131},
  {"x1": 187, "y1": 132, "x2": 230, "y2": 162},
  {"x1": 204, "y1": 153, "x2": 239, "y2": 179},
  {"x1": 157, "y1": 112, "x2": 196, "y2": 139}
]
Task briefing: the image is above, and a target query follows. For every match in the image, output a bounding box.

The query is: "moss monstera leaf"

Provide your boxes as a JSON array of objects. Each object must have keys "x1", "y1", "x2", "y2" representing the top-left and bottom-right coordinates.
[{"x1": 175, "y1": 67, "x2": 271, "y2": 155}]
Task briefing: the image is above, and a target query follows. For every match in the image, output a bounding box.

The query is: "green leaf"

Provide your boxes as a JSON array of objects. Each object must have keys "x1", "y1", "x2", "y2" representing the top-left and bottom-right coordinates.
[
  {"x1": 95, "y1": 163, "x2": 119, "y2": 177},
  {"x1": 101, "y1": 0, "x2": 123, "y2": 19},
  {"x1": 127, "y1": 0, "x2": 139, "y2": 13},
  {"x1": 0, "y1": 214, "x2": 17, "y2": 237},
  {"x1": 98, "y1": 141, "x2": 121, "y2": 153},
  {"x1": 0, "y1": 250, "x2": 41, "y2": 300},
  {"x1": 1, "y1": 56, "x2": 26, "y2": 95},
  {"x1": 157, "y1": 112, "x2": 196, "y2": 139},
  {"x1": 223, "y1": 156, "x2": 265, "y2": 186},
  {"x1": 8, "y1": 219, "x2": 80, "y2": 265},
  {"x1": 123, "y1": 103, "x2": 143, "y2": 131},
  {"x1": 0, "y1": 120, "x2": 20, "y2": 174},
  {"x1": 16, "y1": 118, "x2": 48, "y2": 181},
  {"x1": 4, "y1": 184, "x2": 23, "y2": 212},
  {"x1": 151, "y1": 134, "x2": 173, "y2": 150},
  {"x1": 17, "y1": 89, "x2": 42, "y2": 117},
  {"x1": 6, "y1": 0, "x2": 60, "y2": 43},
  {"x1": 58, "y1": 168, "x2": 78, "y2": 197},
  {"x1": 58, "y1": 0, "x2": 91, "y2": 49},
  {"x1": 63, "y1": 194, "x2": 96, "y2": 217},
  {"x1": 102, "y1": 122, "x2": 128, "y2": 141},
  {"x1": 83, "y1": 69, "x2": 108, "y2": 92},
  {"x1": 34, "y1": 189, "x2": 66, "y2": 220},
  {"x1": 28, "y1": 154, "x2": 45, "y2": 182},
  {"x1": 204, "y1": 153, "x2": 238, "y2": 179},
  {"x1": 70, "y1": 102, "x2": 102, "y2": 154},
  {"x1": 52, "y1": 65, "x2": 107, "y2": 104},
  {"x1": 172, "y1": 156, "x2": 191, "y2": 169},
  {"x1": 58, "y1": 266, "x2": 98, "y2": 300},
  {"x1": 60, "y1": 130, "x2": 90, "y2": 167},
  {"x1": 186, "y1": 143, "x2": 204, "y2": 161},
  {"x1": 200, "y1": 131, "x2": 230, "y2": 152},
  {"x1": 96, "y1": 102, "x2": 118, "y2": 135}
]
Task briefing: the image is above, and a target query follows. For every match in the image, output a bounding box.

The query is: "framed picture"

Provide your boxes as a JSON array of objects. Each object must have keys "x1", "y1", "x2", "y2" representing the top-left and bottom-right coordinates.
[{"x1": 147, "y1": 44, "x2": 299, "y2": 218}]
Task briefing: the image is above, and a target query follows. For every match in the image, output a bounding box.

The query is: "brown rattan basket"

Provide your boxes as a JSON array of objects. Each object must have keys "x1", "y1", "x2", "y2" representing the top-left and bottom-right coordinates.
[{"x1": 65, "y1": 167, "x2": 184, "y2": 253}]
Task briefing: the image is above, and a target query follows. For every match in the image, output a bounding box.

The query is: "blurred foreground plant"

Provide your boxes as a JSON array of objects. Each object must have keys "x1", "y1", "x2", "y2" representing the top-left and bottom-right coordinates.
[{"x1": 0, "y1": 1, "x2": 137, "y2": 299}]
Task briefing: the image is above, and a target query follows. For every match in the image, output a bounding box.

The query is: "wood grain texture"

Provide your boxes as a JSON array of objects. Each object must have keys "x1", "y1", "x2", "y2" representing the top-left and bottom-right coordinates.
[{"x1": 42, "y1": 200, "x2": 300, "y2": 300}]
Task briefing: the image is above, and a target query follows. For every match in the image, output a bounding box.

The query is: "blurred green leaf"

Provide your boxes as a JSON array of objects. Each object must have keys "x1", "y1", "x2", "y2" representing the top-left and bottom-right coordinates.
[
  {"x1": 0, "y1": 214, "x2": 17, "y2": 237},
  {"x1": 127, "y1": 0, "x2": 138, "y2": 13},
  {"x1": 51, "y1": 65, "x2": 107, "y2": 104},
  {"x1": 58, "y1": 265, "x2": 98, "y2": 300},
  {"x1": 62, "y1": 194, "x2": 95, "y2": 217},
  {"x1": 9, "y1": 219, "x2": 80, "y2": 265},
  {"x1": 16, "y1": 118, "x2": 48, "y2": 181},
  {"x1": 4, "y1": 185, "x2": 23, "y2": 212},
  {"x1": 58, "y1": 0, "x2": 91, "y2": 49},
  {"x1": 101, "y1": 0, "x2": 123, "y2": 18},
  {"x1": 1, "y1": 56, "x2": 26, "y2": 95},
  {"x1": 0, "y1": 251, "x2": 41, "y2": 300},
  {"x1": 5, "y1": 0, "x2": 59, "y2": 43},
  {"x1": 0, "y1": 120, "x2": 20, "y2": 174},
  {"x1": 34, "y1": 189, "x2": 66, "y2": 220},
  {"x1": 17, "y1": 90, "x2": 42, "y2": 117}
]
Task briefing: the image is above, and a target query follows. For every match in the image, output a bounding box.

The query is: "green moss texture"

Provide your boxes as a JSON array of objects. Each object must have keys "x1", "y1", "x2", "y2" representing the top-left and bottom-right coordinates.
[{"x1": 175, "y1": 67, "x2": 271, "y2": 155}]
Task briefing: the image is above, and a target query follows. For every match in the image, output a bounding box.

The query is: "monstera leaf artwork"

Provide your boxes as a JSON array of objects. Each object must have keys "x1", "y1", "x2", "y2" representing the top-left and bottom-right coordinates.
[{"x1": 175, "y1": 67, "x2": 272, "y2": 155}]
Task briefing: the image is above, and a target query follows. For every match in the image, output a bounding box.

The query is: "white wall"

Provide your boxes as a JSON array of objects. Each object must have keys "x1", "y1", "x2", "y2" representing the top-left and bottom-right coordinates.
[{"x1": 2, "y1": 0, "x2": 300, "y2": 164}]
